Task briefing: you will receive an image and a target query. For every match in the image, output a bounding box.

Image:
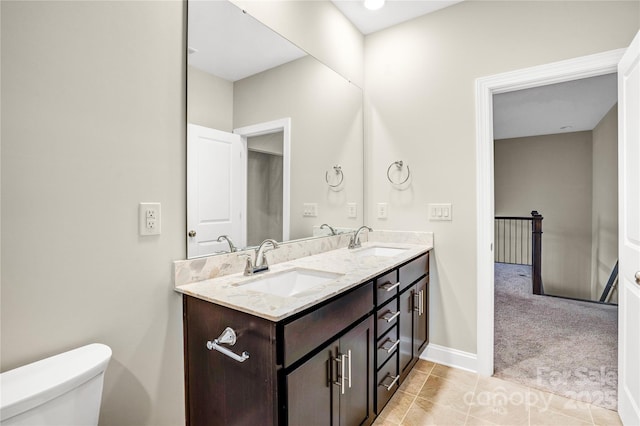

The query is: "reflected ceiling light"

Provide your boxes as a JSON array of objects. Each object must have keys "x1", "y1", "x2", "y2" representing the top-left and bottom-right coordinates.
[{"x1": 364, "y1": 0, "x2": 385, "y2": 11}]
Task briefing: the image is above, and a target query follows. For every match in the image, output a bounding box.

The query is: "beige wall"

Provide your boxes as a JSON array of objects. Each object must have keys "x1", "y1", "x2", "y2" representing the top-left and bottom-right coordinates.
[
  {"x1": 230, "y1": 0, "x2": 364, "y2": 88},
  {"x1": 1, "y1": 2, "x2": 185, "y2": 425},
  {"x1": 364, "y1": 1, "x2": 639, "y2": 353},
  {"x1": 495, "y1": 132, "x2": 594, "y2": 300},
  {"x1": 187, "y1": 65, "x2": 233, "y2": 132},
  {"x1": 591, "y1": 104, "x2": 619, "y2": 302},
  {"x1": 234, "y1": 55, "x2": 364, "y2": 240}
]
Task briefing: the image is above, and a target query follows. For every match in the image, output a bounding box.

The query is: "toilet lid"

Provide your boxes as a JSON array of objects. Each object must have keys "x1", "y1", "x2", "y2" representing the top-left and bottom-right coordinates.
[{"x1": 0, "y1": 343, "x2": 111, "y2": 421}]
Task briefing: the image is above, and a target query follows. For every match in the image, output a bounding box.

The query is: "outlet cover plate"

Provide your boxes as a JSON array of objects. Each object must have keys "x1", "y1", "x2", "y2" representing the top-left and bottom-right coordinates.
[{"x1": 139, "y1": 202, "x2": 161, "y2": 235}]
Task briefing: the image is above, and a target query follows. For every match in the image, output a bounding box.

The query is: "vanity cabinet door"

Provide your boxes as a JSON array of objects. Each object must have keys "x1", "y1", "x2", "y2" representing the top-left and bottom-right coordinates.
[
  {"x1": 398, "y1": 286, "x2": 414, "y2": 377},
  {"x1": 287, "y1": 346, "x2": 334, "y2": 426},
  {"x1": 286, "y1": 316, "x2": 374, "y2": 426},
  {"x1": 413, "y1": 277, "x2": 429, "y2": 356},
  {"x1": 339, "y1": 316, "x2": 374, "y2": 426},
  {"x1": 399, "y1": 277, "x2": 430, "y2": 381}
]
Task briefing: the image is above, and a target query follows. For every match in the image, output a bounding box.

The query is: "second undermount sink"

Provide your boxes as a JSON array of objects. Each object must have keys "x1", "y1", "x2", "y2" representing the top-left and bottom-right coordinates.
[
  {"x1": 234, "y1": 268, "x2": 343, "y2": 297},
  {"x1": 352, "y1": 246, "x2": 408, "y2": 258}
]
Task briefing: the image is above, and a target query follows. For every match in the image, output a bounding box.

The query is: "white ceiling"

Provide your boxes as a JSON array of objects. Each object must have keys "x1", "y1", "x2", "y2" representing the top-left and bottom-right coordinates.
[
  {"x1": 188, "y1": 1, "x2": 306, "y2": 81},
  {"x1": 493, "y1": 74, "x2": 618, "y2": 140},
  {"x1": 332, "y1": 0, "x2": 463, "y2": 35}
]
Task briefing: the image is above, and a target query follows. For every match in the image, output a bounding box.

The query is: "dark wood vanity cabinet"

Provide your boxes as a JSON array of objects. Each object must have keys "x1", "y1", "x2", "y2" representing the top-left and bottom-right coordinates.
[{"x1": 182, "y1": 251, "x2": 429, "y2": 426}]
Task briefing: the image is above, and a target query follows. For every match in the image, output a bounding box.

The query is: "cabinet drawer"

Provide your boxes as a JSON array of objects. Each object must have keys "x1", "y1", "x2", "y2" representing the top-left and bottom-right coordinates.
[
  {"x1": 376, "y1": 356, "x2": 400, "y2": 414},
  {"x1": 283, "y1": 282, "x2": 373, "y2": 367},
  {"x1": 376, "y1": 298, "x2": 400, "y2": 338},
  {"x1": 375, "y1": 269, "x2": 399, "y2": 306},
  {"x1": 399, "y1": 253, "x2": 428, "y2": 291},
  {"x1": 377, "y1": 325, "x2": 399, "y2": 369}
]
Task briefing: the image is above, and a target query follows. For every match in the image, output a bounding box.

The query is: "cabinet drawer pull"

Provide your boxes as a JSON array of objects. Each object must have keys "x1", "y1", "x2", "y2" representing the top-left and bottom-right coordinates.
[
  {"x1": 380, "y1": 338, "x2": 400, "y2": 354},
  {"x1": 379, "y1": 373, "x2": 400, "y2": 391},
  {"x1": 380, "y1": 281, "x2": 400, "y2": 292},
  {"x1": 380, "y1": 310, "x2": 400, "y2": 323}
]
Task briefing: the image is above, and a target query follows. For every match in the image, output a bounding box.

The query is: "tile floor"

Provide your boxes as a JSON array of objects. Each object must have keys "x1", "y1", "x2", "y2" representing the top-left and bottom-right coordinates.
[{"x1": 373, "y1": 360, "x2": 623, "y2": 426}]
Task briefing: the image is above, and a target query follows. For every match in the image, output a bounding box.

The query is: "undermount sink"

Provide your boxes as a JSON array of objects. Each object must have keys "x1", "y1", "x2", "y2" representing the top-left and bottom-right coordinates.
[
  {"x1": 234, "y1": 268, "x2": 342, "y2": 297},
  {"x1": 352, "y1": 246, "x2": 408, "y2": 258}
]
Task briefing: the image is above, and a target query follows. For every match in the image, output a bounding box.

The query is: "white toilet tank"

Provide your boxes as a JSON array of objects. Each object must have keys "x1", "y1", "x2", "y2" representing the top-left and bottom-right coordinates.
[{"x1": 0, "y1": 343, "x2": 112, "y2": 426}]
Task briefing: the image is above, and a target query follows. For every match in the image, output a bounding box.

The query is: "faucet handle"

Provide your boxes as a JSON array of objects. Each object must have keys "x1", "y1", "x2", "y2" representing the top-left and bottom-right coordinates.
[{"x1": 239, "y1": 253, "x2": 254, "y2": 276}]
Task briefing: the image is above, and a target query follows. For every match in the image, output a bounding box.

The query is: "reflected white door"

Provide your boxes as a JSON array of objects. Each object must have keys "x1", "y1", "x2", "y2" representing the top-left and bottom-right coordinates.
[
  {"x1": 618, "y1": 30, "x2": 640, "y2": 426},
  {"x1": 187, "y1": 124, "x2": 246, "y2": 258}
]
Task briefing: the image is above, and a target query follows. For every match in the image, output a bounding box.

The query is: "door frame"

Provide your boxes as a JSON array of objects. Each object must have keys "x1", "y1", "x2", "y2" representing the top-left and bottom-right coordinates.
[
  {"x1": 234, "y1": 117, "x2": 292, "y2": 242},
  {"x1": 475, "y1": 49, "x2": 625, "y2": 376}
]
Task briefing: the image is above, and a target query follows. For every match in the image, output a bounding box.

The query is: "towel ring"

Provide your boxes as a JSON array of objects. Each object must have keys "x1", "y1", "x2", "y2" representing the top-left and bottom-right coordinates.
[
  {"x1": 325, "y1": 165, "x2": 344, "y2": 188},
  {"x1": 387, "y1": 160, "x2": 410, "y2": 185}
]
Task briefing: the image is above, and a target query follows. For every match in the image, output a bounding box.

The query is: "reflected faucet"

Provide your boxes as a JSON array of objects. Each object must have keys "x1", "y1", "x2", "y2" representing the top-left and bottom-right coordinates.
[
  {"x1": 217, "y1": 235, "x2": 237, "y2": 252},
  {"x1": 349, "y1": 226, "x2": 373, "y2": 249},
  {"x1": 243, "y1": 239, "x2": 280, "y2": 275},
  {"x1": 320, "y1": 223, "x2": 337, "y2": 236}
]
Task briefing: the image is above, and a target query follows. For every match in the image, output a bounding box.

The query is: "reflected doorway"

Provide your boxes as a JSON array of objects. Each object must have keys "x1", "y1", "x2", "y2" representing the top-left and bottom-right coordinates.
[{"x1": 246, "y1": 132, "x2": 284, "y2": 246}]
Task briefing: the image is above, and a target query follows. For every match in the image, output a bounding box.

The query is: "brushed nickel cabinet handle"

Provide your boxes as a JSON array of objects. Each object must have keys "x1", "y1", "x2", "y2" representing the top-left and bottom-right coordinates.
[
  {"x1": 381, "y1": 310, "x2": 400, "y2": 323},
  {"x1": 379, "y1": 373, "x2": 400, "y2": 391},
  {"x1": 380, "y1": 338, "x2": 400, "y2": 353},
  {"x1": 334, "y1": 353, "x2": 346, "y2": 395},
  {"x1": 380, "y1": 281, "x2": 400, "y2": 292},
  {"x1": 347, "y1": 349, "x2": 352, "y2": 389}
]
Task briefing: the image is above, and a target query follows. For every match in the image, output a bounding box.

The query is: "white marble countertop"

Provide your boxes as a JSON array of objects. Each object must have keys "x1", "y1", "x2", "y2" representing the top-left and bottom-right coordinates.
[{"x1": 175, "y1": 241, "x2": 432, "y2": 322}]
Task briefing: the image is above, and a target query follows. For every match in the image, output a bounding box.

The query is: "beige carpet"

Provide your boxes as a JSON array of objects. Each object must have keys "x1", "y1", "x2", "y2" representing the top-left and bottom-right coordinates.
[{"x1": 493, "y1": 263, "x2": 618, "y2": 410}]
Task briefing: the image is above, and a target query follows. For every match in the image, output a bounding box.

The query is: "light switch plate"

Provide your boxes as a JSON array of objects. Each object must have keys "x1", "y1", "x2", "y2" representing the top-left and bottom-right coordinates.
[
  {"x1": 377, "y1": 203, "x2": 388, "y2": 219},
  {"x1": 347, "y1": 203, "x2": 357, "y2": 218},
  {"x1": 139, "y1": 202, "x2": 161, "y2": 235},
  {"x1": 428, "y1": 203, "x2": 452, "y2": 221},
  {"x1": 303, "y1": 203, "x2": 318, "y2": 217}
]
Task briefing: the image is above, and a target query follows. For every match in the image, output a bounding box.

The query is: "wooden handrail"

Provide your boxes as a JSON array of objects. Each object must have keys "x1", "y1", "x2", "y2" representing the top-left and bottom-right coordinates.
[{"x1": 494, "y1": 210, "x2": 544, "y2": 295}]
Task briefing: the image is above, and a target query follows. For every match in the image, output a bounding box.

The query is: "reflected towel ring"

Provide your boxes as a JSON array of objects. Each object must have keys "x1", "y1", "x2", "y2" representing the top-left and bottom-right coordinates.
[
  {"x1": 325, "y1": 165, "x2": 344, "y2": 188},
  {"x1": 387, "y1": 160, "x2": 410, "y2": 185}
]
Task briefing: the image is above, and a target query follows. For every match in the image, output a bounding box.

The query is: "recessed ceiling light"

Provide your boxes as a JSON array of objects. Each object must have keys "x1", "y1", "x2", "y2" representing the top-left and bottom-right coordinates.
[
  {"x1": 364, "y1": 0, "x2": 385, "y2": 11},
  {"x1": 560, "y1": 125, "x2": 573, "y2": 130}
]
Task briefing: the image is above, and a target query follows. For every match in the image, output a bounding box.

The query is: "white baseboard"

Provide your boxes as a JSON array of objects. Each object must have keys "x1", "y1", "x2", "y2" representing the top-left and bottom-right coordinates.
[{"x1": 419, "y1": 343, "x2": 478, "y2": 373}]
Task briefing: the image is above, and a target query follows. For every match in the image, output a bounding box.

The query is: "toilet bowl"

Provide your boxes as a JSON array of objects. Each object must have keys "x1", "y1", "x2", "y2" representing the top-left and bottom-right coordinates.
[{"x1": 0, "y1": 343, "x2": 112, "y2": 426}]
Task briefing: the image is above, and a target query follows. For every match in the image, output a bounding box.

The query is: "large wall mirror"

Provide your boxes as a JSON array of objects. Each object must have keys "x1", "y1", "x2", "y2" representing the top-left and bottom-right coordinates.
[{"x1": 187, "y1": 0, "x2": 364, "y2": 259}]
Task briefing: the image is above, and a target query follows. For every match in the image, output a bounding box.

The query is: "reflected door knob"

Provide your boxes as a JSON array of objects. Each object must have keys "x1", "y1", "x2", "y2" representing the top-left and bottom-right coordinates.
[
  {"x1": 635, "y1": 271, "x2": 640, "y2": 285},
  {"x1": 188, "y1": 230, "x2": 196, "y2": 238}
]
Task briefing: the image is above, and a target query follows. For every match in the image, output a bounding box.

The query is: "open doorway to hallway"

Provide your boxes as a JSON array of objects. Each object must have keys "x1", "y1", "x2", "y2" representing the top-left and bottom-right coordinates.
[{"x1": 491, "y1": 74, "x2": 619, "y2": 410}]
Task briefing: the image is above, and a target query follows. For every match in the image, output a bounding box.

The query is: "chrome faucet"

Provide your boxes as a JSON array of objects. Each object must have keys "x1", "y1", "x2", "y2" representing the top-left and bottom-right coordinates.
[
  {"x1": 243, "y1": 239, "x2": 280, "y2": 275},
  {"x1": 349, "y1": 226, "x2": 373, "y2": 249},
  {"x1": 320, "y1": 223, "x2": 337, "y2": 236},
  {"x1": 217, "y1": 235, "x2": 237, "y2": 252}
]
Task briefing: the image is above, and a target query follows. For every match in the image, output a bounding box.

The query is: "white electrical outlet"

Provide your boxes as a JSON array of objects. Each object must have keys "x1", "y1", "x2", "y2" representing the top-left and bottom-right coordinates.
[
  {"x1": 428, "y1": 203, "x2": 452, "y2": 221},
  {"x1": 139, "y1": 202, "x2": 161, "y2": 235},
  {"x1": 377, "y1": 203, "x2": 388, "y2": 219},
  {"x1": 347, "y1": 203, "x2": 357, "y2": 218},
  {"x1": 303, "y1": 203, "x2": 318, "y2": 217}
]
